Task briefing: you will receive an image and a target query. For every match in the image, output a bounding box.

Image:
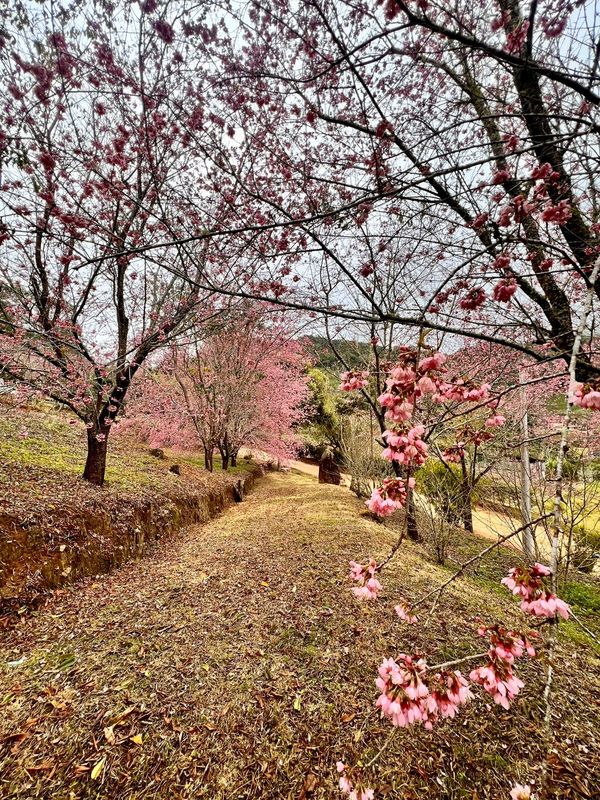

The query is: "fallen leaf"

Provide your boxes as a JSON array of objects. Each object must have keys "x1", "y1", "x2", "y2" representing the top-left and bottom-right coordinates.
[
  {"x1": 129, "y1": 734, "x2": 143, "y2": 745},
  {"x1": 25, "y1": 760, "x2": 54, "y2": 773},
  {"x1": 103, "y1": 725, "x2": 116, "y2": 744},
  {"x1": 301, "y1": 773, "x2": 319, "y2": 796},
  {"x1": 90, "y1": 757, "x2": 106, "y2": 780},
  {"x1": 112, "y1": 705, "x2": 136, "y2": 725}
]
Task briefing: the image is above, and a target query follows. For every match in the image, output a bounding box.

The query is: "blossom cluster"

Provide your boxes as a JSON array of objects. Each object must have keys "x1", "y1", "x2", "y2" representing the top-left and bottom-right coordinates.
[
  {"x1": 394, "y1": 597, "x2": 417, "y2": 624},
  {"x1": 366, "y1": 476, "x2": 416, "y2": 517},
  {"x1": 336, "y1": 762, "x2": 374, "y2": 800},
  {"x1": 381, "y1": 426, "x2": 428, "y2": 466},
  {"x1": 339, "y1": 370, "x2": 370, "y2": 391},
  {"x1": 375, "y1": 655, "x2": 473, "y2": 730},
  {"x1": 502, "y1": 563, "x2": 570, "y2": 620},
  {"x1": 340, "y1": 350, "x2": 505, "y2": 519},
  {"x1": 571, "y1": 381, "x2": 600, "y2": 410},
  {"x1": 469, "y1": 624, "x2": 536, "y2": 710},
  {"x1": 349, "y1": 558, "x2": 382, "y2": 600}
]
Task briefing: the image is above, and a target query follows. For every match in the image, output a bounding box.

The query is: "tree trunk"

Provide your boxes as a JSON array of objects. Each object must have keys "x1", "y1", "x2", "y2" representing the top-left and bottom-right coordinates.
[
  {"x1": 519, "y1": 382, "x2": 537, "y2": 561},
  {"x1": 218, "y1": 436, "x2": 230, "y2": 470},
  {"x1": 459, "y1": 485, "x2": 474, "y2": 533},
  {"x1": 406, "y1": 486, "x2": 420, "y2": 541},
  {"x1": 231, "y1": 451, "x2": 238, "y2": 467},
  {"x1": 204, "y1": 447, "x2": 213, "y2": 472},
  {"x1": 83, "y1": 428, "x2": 109, "y2": 486},
  {"x1": 459, "y1": 458, "x2": 474, "y2": 533}
]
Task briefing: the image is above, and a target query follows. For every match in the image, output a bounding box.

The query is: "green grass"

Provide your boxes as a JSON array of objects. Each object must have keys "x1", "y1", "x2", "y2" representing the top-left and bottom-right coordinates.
[
  {"x1": 0, "y1": 407, "x2": 253, "y2": 488},
  {"x1": 562, "y1": 581, "x2": 600, "y2": 613},
  {"x1": 0, "y1": 411, "x2": 162, "y2": 487},
  {"x1": 176, "y1": 452, "x2": 254, "y2": 476}
]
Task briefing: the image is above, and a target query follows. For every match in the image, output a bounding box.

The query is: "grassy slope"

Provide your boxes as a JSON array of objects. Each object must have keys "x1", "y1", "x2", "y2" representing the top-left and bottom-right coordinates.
[
  {"x1": 0, "y1": 472, "x2": 598, "y2": 800},
  {"x1": 0, "y1": 406, "x2": 253, "y2": 599},
  {"x1": 0, "y1": 406, "x2": 252, "y2": 487}
]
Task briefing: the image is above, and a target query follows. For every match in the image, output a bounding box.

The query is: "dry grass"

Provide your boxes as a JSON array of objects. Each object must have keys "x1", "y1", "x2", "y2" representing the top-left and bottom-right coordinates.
[{"x1": 0, "y1": 472, "x2": 598, "y2": 799}]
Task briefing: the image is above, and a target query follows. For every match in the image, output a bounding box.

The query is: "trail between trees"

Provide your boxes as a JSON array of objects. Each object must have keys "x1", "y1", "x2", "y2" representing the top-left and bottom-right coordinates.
[
  {"x1": 0, "y1": 473, "x2": 597, "y2": 799},
  {"x1": 290, "y1": 460, "x2": 543, "y2": 556}
]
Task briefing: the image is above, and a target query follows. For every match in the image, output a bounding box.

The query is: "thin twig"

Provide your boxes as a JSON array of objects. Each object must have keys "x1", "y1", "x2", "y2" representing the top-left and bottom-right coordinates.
[
  {"x1": 428, "y1": 652, "x2": 488, "y2": 672},
  {"x1": 363, "y1": 728, "x2": 398, "y2": 769},
  {"x1": 411, "y1": 514, "x2": 552, "y2": 609}
]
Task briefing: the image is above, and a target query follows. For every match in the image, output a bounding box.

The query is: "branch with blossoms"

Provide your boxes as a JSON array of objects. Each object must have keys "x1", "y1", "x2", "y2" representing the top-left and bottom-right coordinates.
[{"x1": 336, "y1": 345, "x2": 584, "y2": 799}]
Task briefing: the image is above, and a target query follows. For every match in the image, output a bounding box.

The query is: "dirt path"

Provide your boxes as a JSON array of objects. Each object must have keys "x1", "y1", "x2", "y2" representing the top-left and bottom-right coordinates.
[
  {"x1": 290, "y1": 462, "x2": 543, "y2": 556},
  {"x1": 0, "y1": 473, "x2": 597, "y2": 799},
  {"x1": 290, "y1": 460, "x2": 351, "y2": 486}
]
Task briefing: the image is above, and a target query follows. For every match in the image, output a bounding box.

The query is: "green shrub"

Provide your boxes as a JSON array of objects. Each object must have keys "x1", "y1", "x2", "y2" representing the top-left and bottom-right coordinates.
[
  {"x1": 545, "y1": 454, "x2": 580, "y2": 480},
  {"x1": 568, "y1": 526, "x2": 600, "y2": 574}
]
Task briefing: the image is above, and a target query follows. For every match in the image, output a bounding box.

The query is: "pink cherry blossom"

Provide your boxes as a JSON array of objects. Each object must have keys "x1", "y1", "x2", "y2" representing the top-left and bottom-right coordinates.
[
  {"x1": 425, "y1": 670, "x2": 473, "y2": 726},
  {"x1": 541, "y1": 200, "x2": 571, "y2": 224},
  {"x1": 459, "y1": 287, "x2": 486, "y2": 311},
  {"x1": 417, "y1": 375, "x2": 437, "y2": 394},
  {"x1": 510, "y1": 783, "x2": 532, "y2": 799},
  {"x1": 469, "y1": 660, "x2": 524, "y2": 710},
  {"x1": 366, "y1": 489, "x2": 400, "y2": 517},
  {"x1": 349, "y1": 559, "x2": 381, "y2": 600},
  {"x1": 336, "y1": 762, "x2": 374, "y2": 800},
  {"x1": 520, "y1": 594, "x2": 570, "y2": 620},
  {"x1": 381, "y1": 425, "x2": 428, "y2": 466},
  {"x1": 352, "y1": 577, "x2": 382, "y2": 601},
  {"x1": 485, "y1": 414, "x2": 506, "y2": 427},
  {"x1": 366, "y1": 476, "x2": 415, "y2": 517},
  {"x1": 417, "y1": 353, "x2": 446, "y2": 373},
  {"x1": 375, "y1": 655, "x2": 430, "y2": 727},
  {"x1": 492, "y1": 169, "x2": 510, "y2": 185},
  {"x1": 571, "y1": 382, "x2": 600, "y2": 409},
  {"x1": 340, "y1": 370, "x2": 370, "y2": 391},
  {"x1": 502, "y1": 565, "x2": 570, "y2": 619},
  {"x1": 394, "y1": 599, "x2": 418, "y2": 624},
  {"x1": 493, "y1": 278, "x2": 517, "y2": 302}
]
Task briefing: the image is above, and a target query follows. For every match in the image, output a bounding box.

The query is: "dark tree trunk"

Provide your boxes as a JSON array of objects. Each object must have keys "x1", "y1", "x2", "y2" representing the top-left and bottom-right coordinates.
[
  {"x1": 83, "y1": 428, "x2": 109, "y2": 486},
  {"x1": 406, "y1": 486, "x2": 420, "y2": 541},
  {"x1": 459, "y1": 461, "x2": 474, "y2": 533},
  {"x1": 231, "y1": 451, "x2": 237, "y2": 467},
  {"x1": 392, "y1": 462, "x2": 420, "y2": 540},
  {"x1": 457, "y1": 451, "x2": 477, "y2": 533},
  {"x1": 460, "y1": 493, "x2": 474, "y2": 533},
  {"x1": 204, "y1": 447, "x2": 213, "y2": 472},
  {"x1": 218, "y1": 438, "x2": 230, "y2": 470}
]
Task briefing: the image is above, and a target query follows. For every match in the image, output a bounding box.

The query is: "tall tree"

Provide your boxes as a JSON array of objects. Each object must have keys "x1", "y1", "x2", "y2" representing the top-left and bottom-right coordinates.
[
  {"x1": 193, "y1": 0, "x2": 600, "y2": 381},
  {"x1": 0, "y1": 2, "x2": 221, "y2": 483}
]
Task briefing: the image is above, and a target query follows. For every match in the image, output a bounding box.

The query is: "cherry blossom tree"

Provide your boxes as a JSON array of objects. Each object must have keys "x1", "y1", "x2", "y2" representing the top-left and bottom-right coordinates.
[
  {"x1": 0, "y1": 2, "x2": 229, "y2": 484},
  {"x1": 337, "y1": 250, "x2": 600, "y2": 797},
  {"x1": 339, "y1": 341, "x2": 569, "y2": 797},
  {"x1": 122, "y1": 310, "x2": 310, "y2": 468},
  {"x1": 187, "y1": 0, "x2": 600, "y2": 388}
]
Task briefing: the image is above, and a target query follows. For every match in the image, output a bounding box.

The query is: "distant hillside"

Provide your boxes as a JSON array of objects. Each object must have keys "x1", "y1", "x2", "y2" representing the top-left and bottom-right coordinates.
[{"x1": 306, "y1": 336, "x2": 372, "y2": 372}]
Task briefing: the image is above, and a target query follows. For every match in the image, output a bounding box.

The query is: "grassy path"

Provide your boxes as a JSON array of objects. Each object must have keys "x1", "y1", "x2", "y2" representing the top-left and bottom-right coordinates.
[{"x1": 1, "y1": 473, "x2": 598, "y2": 799}]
